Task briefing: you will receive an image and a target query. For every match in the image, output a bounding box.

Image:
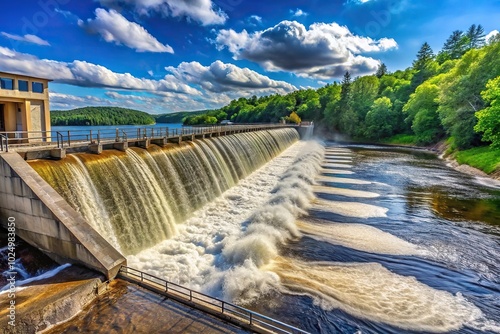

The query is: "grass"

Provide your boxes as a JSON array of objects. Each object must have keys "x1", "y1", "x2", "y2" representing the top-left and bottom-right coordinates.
[
  {"x1": 381, "y1": 134, "x2": 418, "y2": 145},
  {"x1": 455, "y1": 146, "x2": 500, "y2": 174}
]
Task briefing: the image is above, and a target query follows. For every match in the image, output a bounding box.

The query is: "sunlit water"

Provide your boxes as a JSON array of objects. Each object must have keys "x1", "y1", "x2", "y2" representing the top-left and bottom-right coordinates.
[{"x1": 29, "y1": 137, "x2": 500, "y2": 333}]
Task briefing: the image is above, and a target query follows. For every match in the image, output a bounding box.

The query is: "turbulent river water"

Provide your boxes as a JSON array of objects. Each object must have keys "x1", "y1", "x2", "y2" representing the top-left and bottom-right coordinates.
[{"x1": 29, "y1": 132, "x2": 500, "y2": 334}]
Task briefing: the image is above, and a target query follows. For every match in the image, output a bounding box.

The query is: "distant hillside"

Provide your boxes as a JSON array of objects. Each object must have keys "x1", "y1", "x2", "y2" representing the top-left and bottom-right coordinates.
[
  {"x1": 51, "y1": 107, "x2": 156, "y2": 126},
  {"x1": 154, "y1": 110, "x2": 209, "y2": 123}
]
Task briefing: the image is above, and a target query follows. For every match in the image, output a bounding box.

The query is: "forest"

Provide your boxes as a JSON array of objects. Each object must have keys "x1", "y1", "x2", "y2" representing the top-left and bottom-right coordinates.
[
  {"x1": 51, "y1": 107, "x2": 156, "y2": 126},
  {"x1": 184, "y1": 25, "x2": 500, "y2": 153}
]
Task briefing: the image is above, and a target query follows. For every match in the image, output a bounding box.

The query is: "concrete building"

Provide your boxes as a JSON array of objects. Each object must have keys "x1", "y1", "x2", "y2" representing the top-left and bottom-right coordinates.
[{"x1": 0, "y1": 71, "x2": 52, "y2": 142}]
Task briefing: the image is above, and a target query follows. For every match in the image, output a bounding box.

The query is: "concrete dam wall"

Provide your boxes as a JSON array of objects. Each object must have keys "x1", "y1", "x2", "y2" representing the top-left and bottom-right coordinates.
[{"x1": 0, "y1": 152, "x2": 126, "y2": 279}]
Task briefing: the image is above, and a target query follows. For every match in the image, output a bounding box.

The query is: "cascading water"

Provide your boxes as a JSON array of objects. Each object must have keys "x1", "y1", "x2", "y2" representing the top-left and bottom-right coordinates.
[{"x1": 29, "y1": 129, "x2": 299, "y2": 254}]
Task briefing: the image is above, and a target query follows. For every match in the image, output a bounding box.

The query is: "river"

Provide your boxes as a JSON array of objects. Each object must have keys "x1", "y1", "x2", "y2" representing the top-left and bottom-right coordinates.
[{"x1": 26, "y1": 136, "x2": 500, "y2": 333}]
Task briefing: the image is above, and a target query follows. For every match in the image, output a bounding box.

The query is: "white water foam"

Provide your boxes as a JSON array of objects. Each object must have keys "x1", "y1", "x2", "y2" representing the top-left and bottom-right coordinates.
[
  {"x1": 0, "y1": 264, "x2": 71, "y2": 292},
  {"x1": 320, "y1": 169, "x2": 355, "y2": 175},
  {"x1": 313, "y1": 198, "x2": 388, "y2": 218},
  {"x1": 127, "y1": 141, "x2": 324, "y2": 302},
  {"x1": 297, "y1": 219, "x2": 426, "y2": 255},
  {"x1": 323, "y1": 159, "x2": 353, "y2": 164},
  {"x1": 316, "y1": 176, "x2": 371, "y2": 185},
  {"x1": 269, "y1": 257, "x2": 496, "y2": 333},
  {"x1": 322, "y1": 163, "x2": 353, "y2": 169},
  {"x1": 312, "y1": 185, "x2": 380, "y2": 198}
]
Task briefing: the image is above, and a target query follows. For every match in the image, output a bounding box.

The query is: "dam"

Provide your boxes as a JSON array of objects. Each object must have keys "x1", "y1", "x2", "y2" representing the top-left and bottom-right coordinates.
[
  {"x1": 1, "y1": 124, "x2": 499, "y2": 334},
  {"x1": 0, "y1": 125, "x2": 311, "y2": 332}
]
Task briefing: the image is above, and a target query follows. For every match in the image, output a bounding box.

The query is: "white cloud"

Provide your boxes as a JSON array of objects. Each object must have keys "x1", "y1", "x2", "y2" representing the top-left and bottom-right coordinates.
[
  {"x1": 98, "y1": 0, "x2": 227, "y2": 26},
  {"x1": 215, "y1": 20, "x2": 398, "y2": 79},
  {"x1": 0, "y1": 47, "x2": 197, "y2": 94},
  {"x1": 486, "y1": 30, "x2": 499, "y2": 43},
  {"x1": 291, "y1": 9, "x2": 308, "y2": 17},
  {"x1": 79, "y1": 8, "x2": 173, "y2": 53},
  {"x1": 1, "y1": 32, "x2": 50, "y2": 46},
  {"x1": 165, "y1": 60, "x2": 296, "y2": 93},
  {"x1": 248, "y1": 15, "x2": 262, "y2": 25}
]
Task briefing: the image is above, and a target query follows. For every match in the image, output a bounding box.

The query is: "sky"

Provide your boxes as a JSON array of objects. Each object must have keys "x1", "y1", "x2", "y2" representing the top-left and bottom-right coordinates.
[{"x1": 0, "y1": 0, "x2": 499, "y2": 114}]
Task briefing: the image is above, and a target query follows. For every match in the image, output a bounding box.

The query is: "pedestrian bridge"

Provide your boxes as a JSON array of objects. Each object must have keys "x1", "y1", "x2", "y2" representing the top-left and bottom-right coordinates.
[{"x1": 0, "y1": 123, "x2": 311, "y2": 160}]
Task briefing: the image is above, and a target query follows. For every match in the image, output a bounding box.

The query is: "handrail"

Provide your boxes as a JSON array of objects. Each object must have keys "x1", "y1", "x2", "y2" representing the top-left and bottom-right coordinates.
[
  {"x1": 0, "y1": 134, "x2": 8, "y2": 152},
  {"x1": 1, "y1": 124, "x2": 297, "y2": 150},
  {"x1": 118, "y1": 266, "x2": 309, "y2": 334},
  {"x1": 56, "y1": 132, "x2": 64, "y2": 148}
]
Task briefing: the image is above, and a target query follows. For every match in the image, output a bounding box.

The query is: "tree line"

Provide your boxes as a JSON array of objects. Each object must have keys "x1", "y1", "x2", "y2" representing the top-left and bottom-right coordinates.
[
  {"x1": 185, "y1": 24, "x2": 500, "y2": 149},
  {"x1": 51, "y1": 107, "x2": 156, "y2": 126}
]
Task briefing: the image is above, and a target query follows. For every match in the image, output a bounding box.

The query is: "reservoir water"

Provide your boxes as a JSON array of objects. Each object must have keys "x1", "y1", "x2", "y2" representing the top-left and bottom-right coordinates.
[{"x1": 28, "y1": 134, "x2": 500, "y2": 333}]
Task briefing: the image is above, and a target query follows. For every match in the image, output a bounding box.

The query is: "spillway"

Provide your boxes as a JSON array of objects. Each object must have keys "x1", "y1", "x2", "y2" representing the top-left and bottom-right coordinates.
[{"x1": 29, "y1": 128, "x2": 299, "y2": 255}]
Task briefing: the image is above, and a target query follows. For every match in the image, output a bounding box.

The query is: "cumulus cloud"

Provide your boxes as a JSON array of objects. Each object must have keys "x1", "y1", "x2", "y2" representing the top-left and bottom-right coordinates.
[
  {"x1": 215, "y1": 20, "x2": 398, "y2": 79},
  {"x1": 0, "y1": 47, "x2": 197, "y2": 94},
  {"x1": 79, "y1": 8, "x2": 173, "y2": 53},
  {"x1": 98, "y1": 0, "x2": 227, "y2": 25},
  {"x1": 486, "y1": 30, "x2": 499, "y2": 43},
  {"x1": 1, "y1": 32, "x2": 50, "y2": 46},
  {"x1": 165, "y1": 60, "x2": 296, "y2": 93}
]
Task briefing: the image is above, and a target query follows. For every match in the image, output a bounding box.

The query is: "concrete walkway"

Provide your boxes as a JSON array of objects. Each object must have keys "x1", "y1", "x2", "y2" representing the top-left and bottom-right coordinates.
[{"x1": 45, "y1": 279, "x2": 249, "y2": 334}]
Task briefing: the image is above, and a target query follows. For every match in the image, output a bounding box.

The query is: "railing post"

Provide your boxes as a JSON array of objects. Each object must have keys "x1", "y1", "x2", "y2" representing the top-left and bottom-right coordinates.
[
  {"x1": 141, "y1": 272, "x2": 143, "y2": 282},
  {"x1": 90, "y1": 130, "x2": 93, "y2": 143},
  {"x1": 249, "y1": 312, "x2": 253, "y2": 326},
  {"x1": 67, "y1": 131, "x2": 71, "y2": 147},
  {"x1": 97, "y1": 130, "x2": 101, "y2": 144}
]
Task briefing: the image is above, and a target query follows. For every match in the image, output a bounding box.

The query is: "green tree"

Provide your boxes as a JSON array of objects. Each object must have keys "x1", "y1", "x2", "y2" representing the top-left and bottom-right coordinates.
[
  {"x1": 475, "y1": 76, "x2": 500, "y2": 147},
  {"x1": 437, "y1": 30, "x2": 468, "y2": 63},
  {"x1": 376, "y1": 63, "x2": 388, "y2": 78},
  {"x1": 412, "y1": 42, "x2": 438, "y2": 89},
  {"x1": 365, "y1": 97, "x2": 395, "y2": 139},
  {"x1": 403, "y1": 82, "x2": 444, "y2": 144},
  {"x1": 438, "y1": 39, "x2": 500, "y2": 148},
  {"x1": 466, "y1": 24, "x2": 486, "y2": 49}
]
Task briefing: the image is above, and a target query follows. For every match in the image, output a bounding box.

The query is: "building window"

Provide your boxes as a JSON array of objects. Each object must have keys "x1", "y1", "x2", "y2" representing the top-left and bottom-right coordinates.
[
  {"x1": 32, "y1": 82, "x2": 44, "y2": 93},
  {"x1": 0, "y1": 78, "x2": 14, "y2": 90},
  {"x1": 18, "y1": 80, "x2": 29, "y2": 92}
]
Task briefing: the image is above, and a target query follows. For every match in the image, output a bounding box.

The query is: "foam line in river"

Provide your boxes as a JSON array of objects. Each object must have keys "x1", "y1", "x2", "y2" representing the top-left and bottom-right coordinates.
[
  {"x1": 312, "y1": 185, "x2": 380, "y2": 198},
  {"x1": 313, "y1": 198, "x2": 388, "y2": 218},
  {"x1": 320, "y1": 169, "x2": 355, "y2": 175},
  {"x1": 316, "y1": 176, "x2": 371, "y2": 185},
  {"x1": 297, "y1": 219, "x2": 426, "y2": 255},
  {"x1": 269, "y1": 257, "x2": 495, "y2": 333},
  {"x1": 323, "y1": 159, "x2": 353, "y2": 164}
]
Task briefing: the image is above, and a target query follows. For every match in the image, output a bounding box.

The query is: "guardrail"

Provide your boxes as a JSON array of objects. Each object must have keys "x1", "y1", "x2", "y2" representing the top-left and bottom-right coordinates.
[
  {"x1": 0, "y1": 124, "x2": 296, "y2": 150},
  {"x1": 118, "y1": 266, "x2": 309, "y2": 334},
  {"x1": 0, "y1": 134, "x2": 8, "y2": 152}
]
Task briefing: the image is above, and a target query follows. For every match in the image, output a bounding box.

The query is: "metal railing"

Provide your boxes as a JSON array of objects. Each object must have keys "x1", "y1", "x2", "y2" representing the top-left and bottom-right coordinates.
[
  {"x1": 118, "y1": 266, "x2": 309, "y2": 334},
  {"x1": 0, "y1": 124, "x2": 296, "y2": 150},
  {"x1": 0, "y1": 134, "x2": 8, "y2": 152}
]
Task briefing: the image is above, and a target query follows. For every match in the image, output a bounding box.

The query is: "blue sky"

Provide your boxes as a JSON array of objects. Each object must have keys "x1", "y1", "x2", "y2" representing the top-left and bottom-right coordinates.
[{"x1": 0, "y1": 0, "x2": 499, "y2": 113}]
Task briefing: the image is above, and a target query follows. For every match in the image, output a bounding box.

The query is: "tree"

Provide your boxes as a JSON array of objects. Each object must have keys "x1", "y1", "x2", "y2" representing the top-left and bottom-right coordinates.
[
  {"x1": 475, "y1": 76, "x2": 500, "y2": 148},
  {"x1": 286, "y1": 111, "x2": 302, "y2": 124},
  {"x1": 412, "y1": 42, "x2": 438, "y2": 89},
  {"x1": 413, "y1": 42, "x2": 435, "y2": 71},
  {"x1": 365, "y1": 97, "x2": 396, "y2": 139},
  {"x1": 437, "y1": 30, "x2": 468, "y2": 63},
  {"x1": 376, "y1": 63, "x2": 388, "y2": 78},
  {"x1": 466, "y1": 24, "x2": 486, "y2": 49},
  {"x1": 438, "y1": 39, "x2": 500, "y2": 148},
  {"x1": 403, "y1": 82, "x2": 444, "y2": 144}
]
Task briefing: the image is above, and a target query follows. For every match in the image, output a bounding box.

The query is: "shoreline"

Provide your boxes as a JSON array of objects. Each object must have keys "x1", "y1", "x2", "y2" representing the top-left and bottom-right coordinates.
[{"x1": 322, "y1": 137, "x2": 500, "y2": 182}]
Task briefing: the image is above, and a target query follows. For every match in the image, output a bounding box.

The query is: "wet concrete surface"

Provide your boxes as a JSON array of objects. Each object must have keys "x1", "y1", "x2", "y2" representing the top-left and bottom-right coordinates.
[{"x1": 44, "y1": 279, "x2": 249, "y2": 334}]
